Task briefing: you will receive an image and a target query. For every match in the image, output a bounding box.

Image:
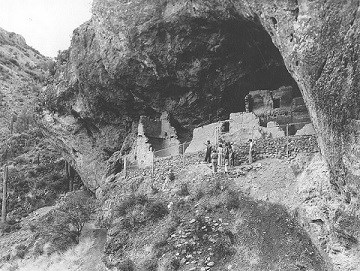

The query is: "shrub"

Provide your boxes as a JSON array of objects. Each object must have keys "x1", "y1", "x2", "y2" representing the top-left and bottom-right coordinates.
[
  {"x1": 116, "y1": 259, "x2": 135, "y2": 271},
  {"x1": 168, "y1": 170, "x2": 175, "y2": 181},
  {"x1": 121, "y1": 216, "x2": 137, "y2": 232},
  {"x1": 32, "y1": 241, "x2": 44, "y2": 257},
  {"x1": 145, "y1": 201, "x2": 168, "y2": 221},
  {"x1": 116, "y1": 194, "x2": 148, "y2": 216},
  {"x1": 104, "y1": 231, "x2": 128, "y2": 254},
  {"x1": 0, "y1": 218, "x2": 21, "y2": 233},
  {"x1": 13, "y1": 244, "x2": 27, "y2": 259},
  {"x1": 168, "y1": 257, "x2": 180, "y2": 270},
  {"x1": 213, "y1": 237, "x2": 235, "y2": 260},
  {"x1": 194, "y1": 189, "x2": 204, "y2": 200},
  {"x1": 142, "y1": 258, "x2": 158, "y2": 271},
  {"x1": 150, "y1": 184, "x2": 159, "y2": 194},
  {"x1": 177, "y1": 183, "x2": 189, "y2": 197},
  {"x1": 225, "y1": 190, "x2": 240, "y2": 210},
  {"x1": 36, "y1": 191, "x2": 95, "y2": 252}
]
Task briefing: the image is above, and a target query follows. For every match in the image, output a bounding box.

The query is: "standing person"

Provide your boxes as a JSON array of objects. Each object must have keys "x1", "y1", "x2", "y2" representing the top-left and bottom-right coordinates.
[
  {"x1": 230, "y1": 145, "x2": 235, "y2": 167},
  {"x1": 248, "y1": 139, "x2": 254, "y2": 164},
  {"x1": 211, "y1": 149, "x2": 218, "y2": 173},
  {"x1": 224, "y1": 143, "x2": 230, "y2": 173},
  {"x1": 217, "y1": 143, "x2": 223, "y2": 169},
  {"x1": 204, "y1": 140, "x2": 212, "y2": 163}
]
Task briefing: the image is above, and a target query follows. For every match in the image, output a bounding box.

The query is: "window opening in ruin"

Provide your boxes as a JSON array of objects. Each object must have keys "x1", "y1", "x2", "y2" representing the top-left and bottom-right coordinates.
[
  {"x1": 221, "y1": 121, "x2": 230, "y2": 133},
  {"x1": 288, "y1": 124, "x2": 297, "y2": 136},
  {"x1": 273, "y1": 98, "x2": 280, "y2": 109}
]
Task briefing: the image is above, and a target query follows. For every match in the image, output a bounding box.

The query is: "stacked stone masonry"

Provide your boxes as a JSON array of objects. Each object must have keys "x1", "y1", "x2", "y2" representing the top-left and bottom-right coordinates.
[
  {"x1": 231, "y1": 135, "x2": 319, "y2": 165},
  {"x1": 121, "y1": 135, "x2": 319, "y2": 184},
  {"x1": 136, "y1": 112, "x2": 180, "y2": 167}
]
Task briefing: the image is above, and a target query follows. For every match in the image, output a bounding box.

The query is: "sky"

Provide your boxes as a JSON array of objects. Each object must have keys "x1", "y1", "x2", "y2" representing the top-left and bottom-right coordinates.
[{"x1": 0, "y1": 0, "x2": 93, "y2": 58}]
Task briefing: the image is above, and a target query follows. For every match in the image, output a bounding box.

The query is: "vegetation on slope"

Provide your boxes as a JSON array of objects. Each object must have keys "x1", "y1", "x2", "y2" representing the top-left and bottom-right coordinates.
[
  {"x1": 0, "y1": 27, "x2": 83, "y2": 234},
  {"x1": 98, "y1": 155, "x2": 329, "y2": 271}
]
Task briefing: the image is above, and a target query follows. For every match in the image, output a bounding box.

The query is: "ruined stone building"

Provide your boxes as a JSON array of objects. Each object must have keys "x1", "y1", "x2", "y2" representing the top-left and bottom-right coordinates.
[
  {"x1": 187, "y1": 85, "x2": 315, "y2": 153},
  {"x1": 136, "y1": 112, "x2": 180, "y2": 167},
  {"x1": 249, "y1": 86, "x2": 312, "y2": 133}
]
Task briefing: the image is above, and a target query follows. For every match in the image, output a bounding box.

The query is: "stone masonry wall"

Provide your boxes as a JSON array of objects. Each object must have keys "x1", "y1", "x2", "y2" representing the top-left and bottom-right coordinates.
[
  {"x1": 187, "y1": 112, "x2": 315, "y2": 155},
  {"x1": 186, "y1": 122, "x2": 221, "y2": 153},
  {"x1": 231, "y1": 135, "x2": 319, "y2": 165},
  {"x1": 135, "y1": 135, "x2": 153, "y2": 168},
  {"x1": 136, "y1": 112, "x2": 180, "y2": 167}
]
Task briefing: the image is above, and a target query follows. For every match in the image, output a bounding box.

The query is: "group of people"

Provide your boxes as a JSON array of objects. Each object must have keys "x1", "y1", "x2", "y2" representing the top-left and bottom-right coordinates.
[
  {"x1": 204, "y1": 139, "x2": 254, "y2": 173},
  {"x1": 204, "y1": 140, "x2": 235, "y2": 173}
]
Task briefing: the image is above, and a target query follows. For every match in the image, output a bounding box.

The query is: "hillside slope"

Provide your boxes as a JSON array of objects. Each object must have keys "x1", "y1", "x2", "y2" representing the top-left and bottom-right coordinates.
[
  {"x1": 0, "y1": 27, "x2": 52, "y2": 139},
  {"x1": 94, "y1": 152, "x2": 337, "y2": 271},
  {"x1": 0, "y1": 28, "x2": 74, "y2": 234},
  {"x1": 2, "y1": 152, "x2": 359, "y2": 271}
]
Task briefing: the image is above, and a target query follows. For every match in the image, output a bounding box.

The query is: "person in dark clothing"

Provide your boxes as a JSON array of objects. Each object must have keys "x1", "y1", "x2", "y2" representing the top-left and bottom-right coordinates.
[
  {"x1": 204, "y1": 140, "x2": 212, "y2": 163},
  {"x1": 223, "y1": 142, "x2": 230, "y2": 172},
  {"x1": 229, "y1": 142, "x2": 235, "y2": 167},
  {"x1": 230, "y1": 148, "x2": 235, "y2": 167}
]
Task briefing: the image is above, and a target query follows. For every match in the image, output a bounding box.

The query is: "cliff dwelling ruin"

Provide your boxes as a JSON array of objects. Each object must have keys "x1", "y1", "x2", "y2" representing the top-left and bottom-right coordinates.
[
  {"x1": 136, "y1": 84, "x2": 314, "y2": 166},
  {"x1": 131, "y1": 17, "x2": 315, "y2": 167},
  {"x1": 2, "y1": 1, "x2": 360, "y2": 271}
]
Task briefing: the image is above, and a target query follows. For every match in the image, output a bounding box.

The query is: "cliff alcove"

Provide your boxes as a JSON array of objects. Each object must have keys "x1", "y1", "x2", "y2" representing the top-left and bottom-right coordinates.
[
  {"x1": 42, "y1": 0, "x2": 360, "y2": 193},
  {"x1": 1, "y1": 1, "x2": 357, "y2": 270}
]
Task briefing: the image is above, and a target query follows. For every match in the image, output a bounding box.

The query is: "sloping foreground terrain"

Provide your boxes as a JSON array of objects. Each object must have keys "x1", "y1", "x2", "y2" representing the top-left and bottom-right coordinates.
[
  {"x1": 3, "y1": 152, "x2": 359, "y2": 271},
  {"x1": 95, "y1": 152, "x2": 358, "y2": 271}
]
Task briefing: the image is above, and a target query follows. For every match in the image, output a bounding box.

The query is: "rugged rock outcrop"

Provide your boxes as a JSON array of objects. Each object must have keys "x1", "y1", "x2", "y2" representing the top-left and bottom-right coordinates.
[
  {"x1": 0, "y1": 27, "x2": 51, "y2": 139},
  {"x1": 42, "y1": 0, "x2": 360, "y2": 192}
]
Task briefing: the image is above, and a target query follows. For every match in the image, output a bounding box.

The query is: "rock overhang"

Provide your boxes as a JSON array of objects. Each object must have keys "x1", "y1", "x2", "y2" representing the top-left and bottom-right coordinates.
[{"x1": 43, "y1": 0, "x2": 360, "y2": 191}]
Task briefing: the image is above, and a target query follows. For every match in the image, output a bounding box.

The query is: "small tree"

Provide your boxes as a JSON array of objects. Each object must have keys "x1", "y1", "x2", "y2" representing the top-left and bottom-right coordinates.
[{"x1": 38, "y1": 191, "x2": 95, "y2": 251}]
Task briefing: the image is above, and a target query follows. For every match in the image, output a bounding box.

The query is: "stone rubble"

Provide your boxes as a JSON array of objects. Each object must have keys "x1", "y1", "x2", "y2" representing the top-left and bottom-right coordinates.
[{"x1": 167, "y1": 215, "x2": 231, "y2": 270}]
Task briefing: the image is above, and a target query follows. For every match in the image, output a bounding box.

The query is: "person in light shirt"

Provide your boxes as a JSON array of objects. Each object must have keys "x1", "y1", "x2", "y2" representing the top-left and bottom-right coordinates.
[
  {"x1": 211, "y1": 149, "x2": 218, "y2": 173},
  {"x1": 248, "y1": 139, "x2": 254, "y2": 164},
  {"x1": 217, "y1": 144, "x2": 223, "y2": 168}
]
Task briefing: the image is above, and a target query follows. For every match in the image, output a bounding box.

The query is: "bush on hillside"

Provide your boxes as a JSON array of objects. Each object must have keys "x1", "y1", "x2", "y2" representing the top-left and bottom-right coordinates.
[
  {"x1": 115, "y1": 194, "x2": 148, "y2": 216},
  {"x1": 116, "y1": 259, "x2": 135, "y2": 271},
  {"x1": 35, "y1": 191, "x2": 96, "y2": 252},
  {"x1": 177, "y1": 183, "x2": 189, "y2": 197},
  {"x1": 142, "y1": 258, "x2": 158, "y2": 271},
  {"x1": 168, "y1": 170, "x2": 175, "y2": 181},
  {"x1": 225, "y1": 190, "x2": 241, "y2": 210},
  {"x1": 113, "y1": 195, "x2": 168, "y2": 233},
  {"x1": 145, "y1": 201, "x2": 168, "y2": 221},
  {"x1": 12, "y1": 244, "x2": 27, "y2": 259}
]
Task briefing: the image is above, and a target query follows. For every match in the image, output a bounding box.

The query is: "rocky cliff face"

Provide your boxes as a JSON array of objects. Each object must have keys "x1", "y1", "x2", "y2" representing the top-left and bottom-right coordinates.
[
  {"x1": 0, "y1": 27, "x2": 51, "y2": 139},
  {"x1": 42, "y1": 0, "x2": 360, "y2": 192}
]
